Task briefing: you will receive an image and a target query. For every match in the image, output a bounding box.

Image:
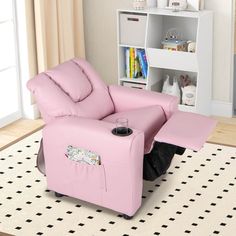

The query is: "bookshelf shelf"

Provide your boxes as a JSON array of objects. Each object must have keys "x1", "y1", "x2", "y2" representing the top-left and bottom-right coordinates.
[
  {"x1": 178, "y1": 104, "x2": 196, "y2": 113},
  {"x1": 117, "y1": 8, "x2": 213, "y2": 115},
  {"x1": 120, "y1": 77, "x2": 147, "y2": 84},
  {"x1": 119, "y1": 44, "x2": 145, "y2": 49}
]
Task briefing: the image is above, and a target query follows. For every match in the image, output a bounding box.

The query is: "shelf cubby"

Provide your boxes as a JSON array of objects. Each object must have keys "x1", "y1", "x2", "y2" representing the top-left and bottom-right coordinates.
[
  {"x1": 148, "y1": 67, "x2": 198, "y2": 110},
  {"x1": 118, "y1": 46, "x2": 148, "y2": 82},
  {"x1": 146, "y1": 14, "x2": 198, "y2": 50}
]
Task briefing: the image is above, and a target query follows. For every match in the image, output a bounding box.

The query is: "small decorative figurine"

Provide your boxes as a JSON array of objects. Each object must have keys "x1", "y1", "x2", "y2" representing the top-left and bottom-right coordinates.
[
  {"x1": 162, "y1": 28, "x2": 187, "y2": 52},
  {"x1": 133, "y1": 0, "x2": 146, "y2": 10}
]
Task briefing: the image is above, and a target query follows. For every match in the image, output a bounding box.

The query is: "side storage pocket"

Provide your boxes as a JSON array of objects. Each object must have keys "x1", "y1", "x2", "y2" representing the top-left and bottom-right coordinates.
[{"x1": 63, "y1": 158, "x2": 107, "y2": 203}]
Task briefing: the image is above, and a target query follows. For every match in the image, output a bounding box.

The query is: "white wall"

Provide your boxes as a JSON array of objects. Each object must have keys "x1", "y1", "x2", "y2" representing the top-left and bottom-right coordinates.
[
  {"x1": 83, "y1": 0, "x2": 234, "y2": 113},
  {"x1": 83, "y1": 0, "x2": 132, "y2": 85},
  {"x1": 204, "y1": 0, "x2": 234, "y2": 103}
]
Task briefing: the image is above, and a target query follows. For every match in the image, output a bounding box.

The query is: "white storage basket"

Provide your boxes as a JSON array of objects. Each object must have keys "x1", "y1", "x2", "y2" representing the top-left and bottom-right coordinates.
[{"x1": 119, "y1": 13, "x2": 147, "y2": 47}]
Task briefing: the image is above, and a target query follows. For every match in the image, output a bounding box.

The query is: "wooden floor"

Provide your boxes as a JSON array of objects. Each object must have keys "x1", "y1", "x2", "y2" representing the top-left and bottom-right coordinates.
[
  {"x1": 0, "y1": 119, "x2": 44, "y2": 151},
  {"x1": 0, "y1": 116, "x2": 235, "y2": 151},
  {"x1": 208, "y1": 116, "x2": 236, "y2": 147},
  {"x1": 0, "y1": 232, "x2": 13, "y2": 236}
]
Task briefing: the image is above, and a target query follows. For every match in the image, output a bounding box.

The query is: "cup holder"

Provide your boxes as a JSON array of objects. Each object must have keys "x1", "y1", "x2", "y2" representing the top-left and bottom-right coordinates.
[{"x1": 111, "y1": 127, "x2": 133, "y2": 137}]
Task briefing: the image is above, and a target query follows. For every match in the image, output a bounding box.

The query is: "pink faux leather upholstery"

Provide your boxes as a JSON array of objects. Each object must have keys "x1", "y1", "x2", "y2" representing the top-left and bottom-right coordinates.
[
  {"x1": 43, "y1": 117, "x2": 144, "y2": 216},
  {"x1": 27, "y1": 59, "x2": 114, "y2": 123},
  {"x1": 155, "y1": 111, "x2": 217, "y2": 151},
  {"x1": 108, "y1": 85, "x2": 178, "y2": 119},
  {"x1": 46, "y1": 60, "x2": 92, "y2": 102},
  {"x1": 27, "y1": 58, "x2": 216, "y2": 217},
  {"x1": 103, "y1": 106, "x2": 166, "y2": 153}
]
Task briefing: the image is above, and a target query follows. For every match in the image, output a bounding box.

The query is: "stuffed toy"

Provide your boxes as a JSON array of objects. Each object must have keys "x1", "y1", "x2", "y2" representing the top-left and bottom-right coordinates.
[
  {"x1": 162, "y1": 75, "x2": 181, "y2": 103},
  {"x1": 179, "y1": 74, "x2": 192, "y2": 88}
]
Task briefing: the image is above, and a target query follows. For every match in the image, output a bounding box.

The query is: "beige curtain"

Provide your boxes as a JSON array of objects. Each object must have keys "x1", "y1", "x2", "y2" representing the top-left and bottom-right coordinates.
[{"x1": 25, "y1": 0, "x2": 85, "y2": 75}]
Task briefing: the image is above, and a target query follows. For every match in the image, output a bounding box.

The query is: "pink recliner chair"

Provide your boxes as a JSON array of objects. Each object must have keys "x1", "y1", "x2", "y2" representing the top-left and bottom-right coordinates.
[{"x1": 27, "y1": 58, "x2": 216, "y2": 219}]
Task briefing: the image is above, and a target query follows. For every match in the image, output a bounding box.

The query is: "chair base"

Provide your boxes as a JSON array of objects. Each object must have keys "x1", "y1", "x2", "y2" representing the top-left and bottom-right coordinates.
[
  {"x1": 55, "y1": 192, "x2": 133, "y2": 219},
  {"x1": 55, "y1": 192, "x2": 64, "y2": 198},
  {"x1": 176, "y1": 146, "x2": 186, "y2": 155},
  {"x1": 123, "y1": 214, "x2": 133, "y2": 220}
]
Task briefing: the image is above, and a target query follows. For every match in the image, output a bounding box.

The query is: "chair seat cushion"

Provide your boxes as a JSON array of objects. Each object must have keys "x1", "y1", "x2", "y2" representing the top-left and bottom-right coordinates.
[{"x1": 103, "y1": 105, "x2": 166, "y2": 153}]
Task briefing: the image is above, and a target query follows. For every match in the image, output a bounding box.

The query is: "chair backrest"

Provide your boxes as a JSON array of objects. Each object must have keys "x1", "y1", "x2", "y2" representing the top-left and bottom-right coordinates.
[{"x1": 27, "y1": 58, "x2": 114, "y2": 123}]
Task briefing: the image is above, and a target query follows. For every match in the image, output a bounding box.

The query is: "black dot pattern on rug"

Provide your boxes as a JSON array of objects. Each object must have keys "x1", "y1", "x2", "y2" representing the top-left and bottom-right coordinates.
[
  {"x1": 0, "y1": 132, "x2": 236, "y2": 236},
  {"x1": 131, "y1": 226, "x2": 137, "y2": 230},
  {"x1": 213, "y1": 230, "x2": 220, "y2": 234}
]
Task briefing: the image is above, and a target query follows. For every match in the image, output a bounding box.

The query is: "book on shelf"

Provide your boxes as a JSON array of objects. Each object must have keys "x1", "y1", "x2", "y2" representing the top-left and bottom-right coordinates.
[
  {"x1": 134, "y1": 49, "x2": 142, "y2": 78},
  {"x1": 137, "y1": 49, "x2": 148, "y2": 79},
  {"x1": 125, "y1": 47, "x2": 147, "y2": 79},
  {"x1": 130, "y1": 48, "x2": 135, "y2": 78},
  {"x1": 125, "y1": 48, "x2": 130, "y2": 78}
]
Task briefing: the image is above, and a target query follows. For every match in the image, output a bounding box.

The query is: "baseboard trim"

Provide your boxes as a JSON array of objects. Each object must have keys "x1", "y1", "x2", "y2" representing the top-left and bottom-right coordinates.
[
  {"x1": 23, "y1": 103, "x2": 40, "y2": 120},
  {"x1": 211, "y1": 100, "x2": 233, "y2": 117}
]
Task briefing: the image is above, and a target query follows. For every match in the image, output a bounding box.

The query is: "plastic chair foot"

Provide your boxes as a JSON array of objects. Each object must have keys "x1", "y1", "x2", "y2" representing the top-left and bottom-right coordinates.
[{"x1": 123, "y1": 214, "x2": 133, "y2": 220}]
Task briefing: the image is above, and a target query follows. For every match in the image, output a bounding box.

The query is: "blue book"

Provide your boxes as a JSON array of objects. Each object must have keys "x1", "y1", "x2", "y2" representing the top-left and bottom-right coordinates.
[
  {"x1": 137, "y1": 49, "x2": 148, "y2": 78},
  {"x1": 141, "y1": 50, "x2": 148, "y2": 77}
]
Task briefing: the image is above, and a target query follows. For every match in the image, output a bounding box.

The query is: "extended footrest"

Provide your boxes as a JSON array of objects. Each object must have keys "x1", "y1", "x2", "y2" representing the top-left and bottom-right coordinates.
[{"x1": 155, "y1": 111, "x2": 217, "y2": 151}]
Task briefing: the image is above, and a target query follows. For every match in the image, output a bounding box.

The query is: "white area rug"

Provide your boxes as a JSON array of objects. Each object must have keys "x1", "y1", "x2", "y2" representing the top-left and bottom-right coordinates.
[{"x1": 0, "y1": 131, "x2": 236, "y2": 236}]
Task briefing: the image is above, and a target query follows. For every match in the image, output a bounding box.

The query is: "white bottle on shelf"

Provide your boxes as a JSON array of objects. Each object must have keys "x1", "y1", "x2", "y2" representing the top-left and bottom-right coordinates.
[
  {"x1": 147, "y1": 0, "x2": 157, "y2": 8},
  {"x1": 157, "y1": 0, "x2": 168, "y2": 8}
]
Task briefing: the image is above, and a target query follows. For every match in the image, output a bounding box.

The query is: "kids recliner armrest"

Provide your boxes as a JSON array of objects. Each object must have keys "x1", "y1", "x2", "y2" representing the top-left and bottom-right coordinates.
[
  {"x1": 28, "y1": 58, "x2": 216, "y2": 218},
  {"x1": 109, "y1": 85, "x2": 178, "y2": 119},
  {"x1": 43, "y1": 116, "x2": 144, "y2": 217}
]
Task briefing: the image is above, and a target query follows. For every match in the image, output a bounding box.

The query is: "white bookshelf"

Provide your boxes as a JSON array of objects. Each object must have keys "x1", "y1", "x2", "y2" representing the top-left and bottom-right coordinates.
[{"x1": 117, "y1": 8, "x2": 213, "y2": 115}]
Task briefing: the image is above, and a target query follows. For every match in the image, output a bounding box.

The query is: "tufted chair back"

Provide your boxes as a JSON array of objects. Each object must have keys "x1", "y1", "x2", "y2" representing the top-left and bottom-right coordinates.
[{"x1": 27, "y1": 59, "x2": 114, "y2": 123}]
